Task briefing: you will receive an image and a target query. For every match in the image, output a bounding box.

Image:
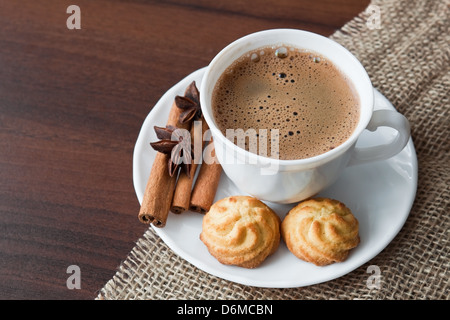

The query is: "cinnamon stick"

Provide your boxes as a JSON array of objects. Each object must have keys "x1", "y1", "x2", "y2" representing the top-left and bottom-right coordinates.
[
  {"x1": 138, "y1": 100, "x2": 190, "y2": 227},
  {"x1": 189, "y1": 140, "x2": 222, "y2": 214},
  {"x1": 171, "y1": 117, "x2": 209, "y2": 214}
]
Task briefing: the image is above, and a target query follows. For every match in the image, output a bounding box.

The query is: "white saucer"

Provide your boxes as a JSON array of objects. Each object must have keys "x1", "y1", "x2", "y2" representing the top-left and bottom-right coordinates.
[{"x1": 133, "y1": 67, "x2": 418, "y2": 288}]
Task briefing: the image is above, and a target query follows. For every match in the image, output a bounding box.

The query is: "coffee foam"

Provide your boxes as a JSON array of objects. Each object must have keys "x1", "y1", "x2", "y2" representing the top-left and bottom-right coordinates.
[{"x1": 212, "y1": 46, "x2": 360, "y2": 160}]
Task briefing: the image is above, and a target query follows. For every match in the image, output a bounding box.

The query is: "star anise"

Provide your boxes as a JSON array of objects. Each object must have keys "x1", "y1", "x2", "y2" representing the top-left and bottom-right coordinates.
[
  {"x1": 150, "y1": 125, "x2": 192, "y2": 177},
  {"x1": 175, "y1": 81, "x2": 201, "y2": 124}
]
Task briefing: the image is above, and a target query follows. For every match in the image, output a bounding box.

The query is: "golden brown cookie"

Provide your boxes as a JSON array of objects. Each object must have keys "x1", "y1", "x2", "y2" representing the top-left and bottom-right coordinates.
[
  {"x1": 200, "y1": 196, "x2": 281, "y2": 268},
  {"x1": 281, "y1": 198, "x2": 359, "y2": 266}
]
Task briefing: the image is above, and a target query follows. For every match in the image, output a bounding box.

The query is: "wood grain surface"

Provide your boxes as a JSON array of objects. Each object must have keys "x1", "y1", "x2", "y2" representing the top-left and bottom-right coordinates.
[{"x1": 0, "y1": 0, "x2": 369, "y2": 299}]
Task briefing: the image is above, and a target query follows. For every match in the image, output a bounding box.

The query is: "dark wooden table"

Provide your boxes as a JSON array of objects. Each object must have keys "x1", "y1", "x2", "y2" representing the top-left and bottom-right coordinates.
[{"x1": 0, "y1": 0, "x2": 370, "y2": 300}]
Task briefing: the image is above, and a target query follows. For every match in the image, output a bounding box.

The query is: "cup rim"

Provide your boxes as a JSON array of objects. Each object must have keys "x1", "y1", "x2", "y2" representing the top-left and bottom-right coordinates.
[{"x1": 200, "y1": 28, "x2": 373, "y2": 167}]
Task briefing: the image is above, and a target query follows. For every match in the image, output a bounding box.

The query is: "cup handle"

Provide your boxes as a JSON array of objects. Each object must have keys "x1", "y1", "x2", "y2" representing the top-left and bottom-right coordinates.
[{"x1": 348, "y1": 109, "x2": 411, "y2": 166}]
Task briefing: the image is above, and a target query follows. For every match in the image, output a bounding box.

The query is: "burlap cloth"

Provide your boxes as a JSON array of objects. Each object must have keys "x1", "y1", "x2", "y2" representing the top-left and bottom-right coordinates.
[{"x1": 97, "y1": 0, "x2": 449, "y2": 300}]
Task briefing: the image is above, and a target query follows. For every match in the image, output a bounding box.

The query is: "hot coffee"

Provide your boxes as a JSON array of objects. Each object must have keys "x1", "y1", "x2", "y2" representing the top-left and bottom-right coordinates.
[{"x1": 212, "y1": 45, "x2": 360, "y2": 160}]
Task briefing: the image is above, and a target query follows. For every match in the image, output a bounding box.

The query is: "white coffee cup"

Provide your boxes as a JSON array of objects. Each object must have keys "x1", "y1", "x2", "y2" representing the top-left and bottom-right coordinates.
[{"x1": 200, "y1": 29, "x2": 410, "y2": 203}]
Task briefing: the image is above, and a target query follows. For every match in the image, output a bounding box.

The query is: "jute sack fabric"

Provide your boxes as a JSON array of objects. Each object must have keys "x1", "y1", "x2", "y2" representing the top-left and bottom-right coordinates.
[{"x1": 97, "y1": 0, "x2": 449, "y2": 299}]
